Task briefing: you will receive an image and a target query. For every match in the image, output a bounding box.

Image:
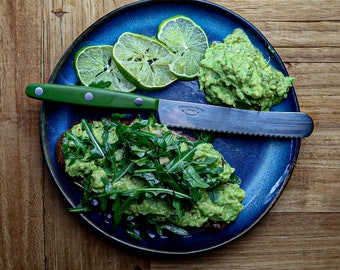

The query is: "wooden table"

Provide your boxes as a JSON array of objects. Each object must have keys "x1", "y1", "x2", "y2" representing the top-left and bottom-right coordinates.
[{"x1": 1, "y1": 0, "x2": 339, "y2": 269}]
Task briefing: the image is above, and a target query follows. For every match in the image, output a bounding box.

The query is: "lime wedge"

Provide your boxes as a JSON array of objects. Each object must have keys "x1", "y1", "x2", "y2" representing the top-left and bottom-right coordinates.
[
  {"x1": 74, "y1": 45, "x2": 136, "y2": 92},
  {"x1": 157, "y1": 15, "x2": 208, "y2": 80},
  {"x1": 113, "y1": 32, "x2": 177, "y2": 91}
]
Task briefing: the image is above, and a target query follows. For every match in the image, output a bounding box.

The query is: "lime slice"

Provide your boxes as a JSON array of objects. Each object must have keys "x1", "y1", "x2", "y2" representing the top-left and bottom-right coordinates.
[
  {"x1": 74, "y1": 45, "x2": 136, "y2": 92},
  {"x1": 158, "y1": 15, "x2": 208, "y2": 80},
  {"x1": 113, "y1": 32, "x2": 177, "y2": 91}
]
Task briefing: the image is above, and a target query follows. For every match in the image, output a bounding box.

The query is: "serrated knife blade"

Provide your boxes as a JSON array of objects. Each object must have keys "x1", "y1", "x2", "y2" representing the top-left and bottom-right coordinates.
[
  {"x1": 26, "y1": 83, "x2": 314, "y2": 138},
  {"x1": 158, "y1": 99, "x2": 313, "y2": 138}
]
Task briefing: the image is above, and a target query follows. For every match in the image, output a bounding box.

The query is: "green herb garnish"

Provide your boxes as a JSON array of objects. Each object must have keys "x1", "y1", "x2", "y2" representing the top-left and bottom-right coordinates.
[{"x1": 62, "y1": 113, "x2": 245, "y2": 239}]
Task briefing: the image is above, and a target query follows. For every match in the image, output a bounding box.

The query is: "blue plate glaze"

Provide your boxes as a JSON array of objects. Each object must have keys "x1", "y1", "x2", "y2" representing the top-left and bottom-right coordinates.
[{"x1": 40, "y1": 0, "x2": 301, "y2": 255}]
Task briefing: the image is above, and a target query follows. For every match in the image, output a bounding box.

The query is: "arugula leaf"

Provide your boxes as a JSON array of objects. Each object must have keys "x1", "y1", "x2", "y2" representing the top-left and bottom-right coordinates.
[
  {"x1": 189, "y1": 187, "x2": 202, "y2": 202},
  {"x1": 183, "y1": 165, "x2": 209, "y2": 188},
  {"x1": 64, "y1": 133, "x2": 87, "y2": 156},
  {"x1": 208, "y1": 188, "x2": 219, "y2": 203},
  {"x1": 81, "y1": 119, "x2": 105, "y2": 159},
  {"x1": 155, "y1": 170, "x2": 186, "y2": 193},
  {"x1": 158, "y1": 224, "x2": 189, "y2": 236},
  {"x1": 229, "y1": 173, "x2": 242, "y2": 184},
  {"x1": 172, "y1": 198, "x2": 183, "y2": 217},
  {"x1": 112, "y1": 162, "x2": 134, "y2": 184},
  {"x1": 166, "y1": 146, "x2": 196, "y2": 173},
  {"x1": 133, "y1": 171, "x2": 160, "y2": 186},
  {"x1": 112, "y1": 194, "x2": 122, "y2": 225},
  {"x1": 89, "y1": 80, "x2": 112, "y2": 89}
]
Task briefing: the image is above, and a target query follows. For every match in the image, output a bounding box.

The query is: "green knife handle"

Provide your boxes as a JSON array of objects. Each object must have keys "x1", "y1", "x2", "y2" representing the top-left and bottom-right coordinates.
[{"x1": 25, "y1": 83, "x2": 159, "y2": 110}]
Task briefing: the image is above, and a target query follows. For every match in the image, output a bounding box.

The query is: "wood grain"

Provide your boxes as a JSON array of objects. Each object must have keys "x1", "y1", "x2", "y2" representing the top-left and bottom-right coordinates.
[
  {"x1": 151, "y1": 213, "x2": 340, "y2": 269},
  {"x1": 1, "y1": 0, "x2": 339, "y2": 269}
]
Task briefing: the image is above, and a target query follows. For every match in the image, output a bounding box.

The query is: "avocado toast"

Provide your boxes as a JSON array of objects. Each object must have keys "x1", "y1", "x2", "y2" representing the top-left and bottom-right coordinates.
[{"x1": 56, "y1": 114, "x2": 245, "y2": 238}]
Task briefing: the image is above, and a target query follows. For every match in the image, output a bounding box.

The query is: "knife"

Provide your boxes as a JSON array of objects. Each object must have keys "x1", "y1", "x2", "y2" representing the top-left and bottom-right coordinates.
[{"x1": 26, "y1": 83, "x2": 313, "y2": 138}]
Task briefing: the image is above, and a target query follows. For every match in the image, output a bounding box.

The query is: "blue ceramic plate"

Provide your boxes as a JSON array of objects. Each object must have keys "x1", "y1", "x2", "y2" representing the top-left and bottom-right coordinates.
[{"x1": 40, "y1": 0, "x2": 300, "y2": 255}]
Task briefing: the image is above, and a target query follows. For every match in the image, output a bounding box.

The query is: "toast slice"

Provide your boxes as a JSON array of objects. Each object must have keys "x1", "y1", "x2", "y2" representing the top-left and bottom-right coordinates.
[{"x1": 55, "y1": 114, "x2": 245, "y2": 234}]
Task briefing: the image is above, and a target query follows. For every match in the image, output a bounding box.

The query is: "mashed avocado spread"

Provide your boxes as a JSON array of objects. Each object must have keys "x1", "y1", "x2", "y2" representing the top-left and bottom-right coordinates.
[
  {"x1": 61, "y1": 114, "x2": 245, "y2": 237},
  {"x1": 198, "y1": 29, "x2": 295, "y2": 111}
]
